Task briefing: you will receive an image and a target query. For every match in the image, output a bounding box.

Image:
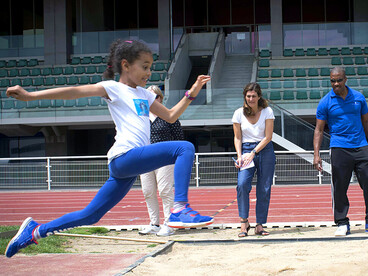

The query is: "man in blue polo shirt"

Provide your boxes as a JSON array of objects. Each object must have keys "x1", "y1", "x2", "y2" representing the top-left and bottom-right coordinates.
[{"x1": 313, "y1": 67, "x2": 368, "y2": 236}]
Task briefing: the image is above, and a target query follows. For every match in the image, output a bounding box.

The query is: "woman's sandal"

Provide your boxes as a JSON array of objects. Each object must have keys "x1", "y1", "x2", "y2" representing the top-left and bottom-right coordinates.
[
  {"x1": 238, "y1": 219, "x2": 251, "y2": 238},
  {"x1": 254, "y1": 224, "x2": 269, "y2": 236}
]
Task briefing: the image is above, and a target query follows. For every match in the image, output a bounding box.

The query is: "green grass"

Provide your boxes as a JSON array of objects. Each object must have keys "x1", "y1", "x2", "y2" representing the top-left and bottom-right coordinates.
[{"x1": 0, "y1": 226, "x2": 109, "y2": 256}]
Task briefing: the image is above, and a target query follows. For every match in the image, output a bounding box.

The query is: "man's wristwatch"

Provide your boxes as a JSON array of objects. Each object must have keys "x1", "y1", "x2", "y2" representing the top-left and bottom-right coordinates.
[{"x1": 251, "y1": 149, "x2": 257, "y2": 154}]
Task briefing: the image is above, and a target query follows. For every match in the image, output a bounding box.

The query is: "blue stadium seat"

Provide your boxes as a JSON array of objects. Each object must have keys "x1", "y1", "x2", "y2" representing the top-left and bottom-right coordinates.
[
  {"x1": 0, "y1": 60, "x2": 6, "y2": 68},
  {"x1": 11, "y1": 79, "x2": 22, "y2": 86},
  {"x1": 296, "y1": 79, "x2": 307, "y2": 88},
  {"x1": 90, "y1": 97, "x2": 102, "y2": 106},
  {"x1": 317, "y1": 48, "x2": 328, "y2": 56},
  {"x1": 283, "y1": 69, "x2": 294, "y2": 77},
  {"x1": 283, "y1": 49, "x2": 293, "y2": 57},
  {"x1": 44, "y1": 77, "x2": 56, "y2": 86},
  {"x1": 91, "y1": 75, "x2": 102, "y2": 84},
  {"x1": 259, "y1": 49, "x2": 270, "y2": 57},
  {"x1": 17, "y1": 59, "x2": 28, "y2": 67},
  {"x1": 6, "y1": 60, "x2": 17, "y2": 68},
  {"x1": 64, "y1": 66, "x2": 74, "y2": 75},
  {"x1": 342, "y1": 57, "x2": 353, "y2": 65},
  {"x1": 81, "y1": 57, "x2": 92, "y2": 64},
  {"x1": 355, "y1": 57, "x2": 366, "y2": 65},
  {"x1": 259, "y1": 81, "x2": 268, "y2": 89},
  {"x1": 353, "y1": 47, "x2": 363, "y2": 55},
  {"x1": 42, "y1": 68, "x2": 52, "y2": 76},
  {"x1": 86, "y1": 66, "x2": 97, "y2": 74},
  {"x1": 362, "y1": 88, "x2": 368, "y2": 98},
  {"x1": 295, "y1": 68, "x2": 306, "y2": 77},
  {"x1": 8, "y1": 69, "x2": 19, "y2": 77},
  {"x1": 308, "y1": 68, "x2": 319, "y2": 77},
  {"x1": 3, "y1": 99, "x2": 15, "y2": 109},
  {"x1": 347, "y1": 78, "x2": 359, "y2": 87},
  {"x1": 19, "y1": 68, "x2": 30, "y2": 77},
  {"x1": 154, "y1": 63, "x2": 166, "y2": 71},
  {"x1": 360, "y1": 79, "x2": 368, "y2": 86},
  {"x1": 33, "y1": 77, "x2": 44, "y2": 86},
  {"x1": 64, "y1": 99, "x2": 76, "y2": 107},
  {"x1": 79, "y1": 76, "x2": 90, "y2": 84},
  {"x1": 269, "y1": 91, "x2": 281, "y2": 100},
  {"x1": 52, "y1": 67, "x2": 63, "y2": 75},
  {"x1": 22, "y1": 78, "x2": 33, "y2": 86},
  {"x1": 0, "y1": 79, "x2": 10, "y2": 87},
  {"x1": 258, "y1": 69, "x2": 269, "y2": 78},
  {"x1": 282, "y1": 90, "x2": 294, "y2": 100},
  {"x1": 357, "y1": 67, "x2": 368, "y2": 76},
  {"x1": 0, "y1": 69, "x2": 6, "y2": 77},
  {"x1": 271, "y1": 69, "x2": 282, "y2": 78},
  {"x1": 283, "y1": 80, "x2": 294, "y2": 89},
  {"x1": 259, "y1": 59, "x2": 269, "y2": 67},
  {"x1": 76, "y1": 98, "x2": 89, "y2": 107},
  {"x1": 30, "y1": 68, "x2": 41, "y2": 76},
  {"x1": 67, "y1": 76, "x2": 79, "y2": 85},
  {"x1": 15, "y1": 101, "x2": 27, "y2": 109},
  {"x1": 28, "y1": 59, "x2": 38, "y2": 67},
  {"x1": 27, "y1": 100, "x2": 39, "y2": 108},
  {"x1": 75, "y1": 66, "x2": 85, "y2": 74},
  {"x1": 309, "y1": 90, "x2": 321, "y2": 99},
  {"x1": 53, "y1": 99, "x2": 64, "y2": 107},
  {"x1": 309, "y1": 80, "x2": 320, "y2": 88},
  {"x1": 320, "y1": 68, "x2": 330, "y2": 76},
  {"x1": 329, "y1": 48, "x2": 339, "y2": 55},
  {"x1": 295, "y1": 48, "x2": 305, "y2": 56},
  {"x1": 296, "y1": 90, "x2": 308, "y2": 100},
  {"x1": 71, "y1": 57, "x2": 81, "y2": 65},
  {"x1": 331, "y1": 57, "x2": 342, "y2": 65},
  {"x1": 270, "y1": 80, "x2": 281, "y2": 89},
  {"x1": 306, "y1": 48, "x2": 316, "y2": 56},
  {"x1": 56, "y1": 77, "x2": 67, "y2": 85},
  {"x1": 345, "y1": 67, "x2": 356, "y2": 76},
  {"x1": 92, "y1": 56, "x2": 103, "y2": 64},
  {"x1": 39, "y1": 99, "x2": 52, "y2": 108},
  {"x1": 340, "y1": 47, "x2": 351, "y2": 55}
]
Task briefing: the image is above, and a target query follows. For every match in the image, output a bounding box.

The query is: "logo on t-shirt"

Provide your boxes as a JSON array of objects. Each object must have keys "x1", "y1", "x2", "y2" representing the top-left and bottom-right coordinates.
[{"x1": 133, "y1": 99, "x2": 149, "y2": 116}]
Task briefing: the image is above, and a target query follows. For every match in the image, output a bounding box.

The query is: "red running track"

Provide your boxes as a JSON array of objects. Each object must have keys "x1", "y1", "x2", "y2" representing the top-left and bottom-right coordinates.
[{"x1": 0, "y1": 184, "x2": 366, "y2": 227}]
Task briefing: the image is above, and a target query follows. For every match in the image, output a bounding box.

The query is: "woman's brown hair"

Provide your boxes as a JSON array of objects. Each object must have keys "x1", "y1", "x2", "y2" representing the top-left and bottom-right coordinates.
[{"x1": 242, "y1": 82, "x2": 268, "y2": 117}]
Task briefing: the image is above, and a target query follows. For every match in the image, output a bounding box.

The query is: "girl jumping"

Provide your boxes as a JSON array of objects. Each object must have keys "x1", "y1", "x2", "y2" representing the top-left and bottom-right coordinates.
[{"x1": 5, "y1": 39, "x2": 213, "y2": 258}]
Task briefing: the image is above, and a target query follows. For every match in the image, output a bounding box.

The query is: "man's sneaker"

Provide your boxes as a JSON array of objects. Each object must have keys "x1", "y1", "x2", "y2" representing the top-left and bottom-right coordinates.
[
  {"x1": 156, "y1": 224, "x2": 175, "y2": 237},
  {"x1": 167, "y1": 204, "x2": 214, "y2": 228},
  {"x1": 335, "y1": 224, "x2": 350, "y2": 236},
  {"x1": 365, "y1": 223, "x2": 368, "y2": 233},
  {"x1": 5, "y1": 217, "x2": 40, "y2": 258},
  {"x1": 138, "y1": 224, "x2": 160, "y2": 235}
]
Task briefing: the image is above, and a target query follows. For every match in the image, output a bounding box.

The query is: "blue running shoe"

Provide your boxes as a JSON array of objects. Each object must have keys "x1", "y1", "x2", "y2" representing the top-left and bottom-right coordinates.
[
  {"x1": 365, "y1": 223, "x2": 368, "y2": 233},
  {"x1": 167, "y1": 204, "x2": 214, "y2": 228},
  {"x1": 5, "y1": 217, "x2": 40, "y2": 258}
]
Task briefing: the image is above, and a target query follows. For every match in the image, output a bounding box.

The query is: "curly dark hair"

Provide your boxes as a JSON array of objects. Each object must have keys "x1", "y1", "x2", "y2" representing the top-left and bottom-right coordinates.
[
  {"x1": 103, "y1": 40, "x2": 152, "y2": 80},
  {"x1": 242, "y1": 82, "x2": 268, "y2": 117}
]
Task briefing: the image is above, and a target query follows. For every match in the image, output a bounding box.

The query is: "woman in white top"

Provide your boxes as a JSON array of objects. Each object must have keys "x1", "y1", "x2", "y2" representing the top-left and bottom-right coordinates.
[{"x1": 232, "y1": 82, "x2": 275, "y2": 237}]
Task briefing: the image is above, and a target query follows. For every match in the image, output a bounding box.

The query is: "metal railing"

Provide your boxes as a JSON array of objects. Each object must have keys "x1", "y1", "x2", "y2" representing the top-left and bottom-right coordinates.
[{"x1": 0, "y1": 150, "x2": 331, "y2": 190}]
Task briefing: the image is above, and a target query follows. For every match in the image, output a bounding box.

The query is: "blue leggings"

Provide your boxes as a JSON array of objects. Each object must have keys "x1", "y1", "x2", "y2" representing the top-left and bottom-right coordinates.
[{"x1": 38, "y1": 141, "x2": 195, "y2": 237}]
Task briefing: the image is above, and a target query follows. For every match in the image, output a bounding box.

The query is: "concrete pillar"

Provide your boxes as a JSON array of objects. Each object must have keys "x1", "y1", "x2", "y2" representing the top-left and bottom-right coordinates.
[
  {"x1": 44, "y1": 0, "x2": 72, "y2": 65},
  {"x1": 158, "y1": 0, "x2": 171, "y2": 59},
  {"x1": 270, "y1": 0, "x2": 283, "y2": 57}
]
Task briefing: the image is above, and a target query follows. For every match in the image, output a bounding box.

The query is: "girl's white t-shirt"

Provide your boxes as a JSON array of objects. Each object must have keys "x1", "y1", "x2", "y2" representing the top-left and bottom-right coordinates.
[
  {"x1": 232, "y1": 106, "x2": 275, "y2": 143},
  {"x1": 99, "y1": 80, "x2": 156, "y2": 162}
]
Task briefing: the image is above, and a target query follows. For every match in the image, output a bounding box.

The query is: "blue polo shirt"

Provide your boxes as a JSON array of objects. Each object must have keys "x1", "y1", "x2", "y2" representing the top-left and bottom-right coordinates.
[{"x1": 316, "y1": 86, "x2": 368, "y2": 148}]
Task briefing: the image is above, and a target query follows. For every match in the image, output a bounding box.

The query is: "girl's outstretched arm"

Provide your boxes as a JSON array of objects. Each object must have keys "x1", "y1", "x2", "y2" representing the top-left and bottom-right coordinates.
[
  {"x1": 150, "y1": 75, "x2": 211, "y2": 123},
  {"x1": 6, "y1": 84, "x2": 108, "y2": 101}
]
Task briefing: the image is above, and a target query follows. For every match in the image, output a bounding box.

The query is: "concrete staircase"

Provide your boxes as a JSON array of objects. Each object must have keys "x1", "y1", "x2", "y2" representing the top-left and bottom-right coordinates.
[{"x1": 216, "y1": 55, "x2": 254, "y2": 88}]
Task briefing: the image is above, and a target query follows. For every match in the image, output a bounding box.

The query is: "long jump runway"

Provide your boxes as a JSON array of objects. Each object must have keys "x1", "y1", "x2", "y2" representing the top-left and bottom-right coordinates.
[
  {"x1": 1, "y1": 184, "x2": 367, "y2": 276},
  {"x1": 0, "y1": 183, "x2": 366, "y2": 227}
]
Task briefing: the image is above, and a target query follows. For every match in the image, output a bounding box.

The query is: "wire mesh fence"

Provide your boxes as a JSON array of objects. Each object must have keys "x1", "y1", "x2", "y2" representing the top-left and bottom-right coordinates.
[{"x1": 0, "y1": 151, "x2": 332, "y2": 190}]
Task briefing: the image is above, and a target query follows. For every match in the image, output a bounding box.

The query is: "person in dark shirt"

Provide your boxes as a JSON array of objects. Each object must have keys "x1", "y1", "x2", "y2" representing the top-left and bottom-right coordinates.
[{"x1": 139, "y1": 85, "x2": 184, "y2": 236}]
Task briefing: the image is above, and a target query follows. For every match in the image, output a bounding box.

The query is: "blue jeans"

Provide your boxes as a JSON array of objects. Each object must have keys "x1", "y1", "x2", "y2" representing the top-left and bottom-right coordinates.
[
  {"x1": 38, "y1": 141, "x2": 194, "y2": 237},
  {"x1": 237, "y1": 141, "x2": 276, "y2": 224}
]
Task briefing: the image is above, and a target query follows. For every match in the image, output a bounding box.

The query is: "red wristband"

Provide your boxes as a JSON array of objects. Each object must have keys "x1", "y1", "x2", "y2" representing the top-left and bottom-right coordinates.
[{"x1": 185, "y1": 90, "x2": 196, "y2": 100}]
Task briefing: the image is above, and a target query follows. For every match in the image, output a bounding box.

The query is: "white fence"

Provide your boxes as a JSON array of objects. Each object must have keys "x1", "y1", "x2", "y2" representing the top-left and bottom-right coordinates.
[{"x1": 0, "y1": 151, "x2": 331, "y2": 190}]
